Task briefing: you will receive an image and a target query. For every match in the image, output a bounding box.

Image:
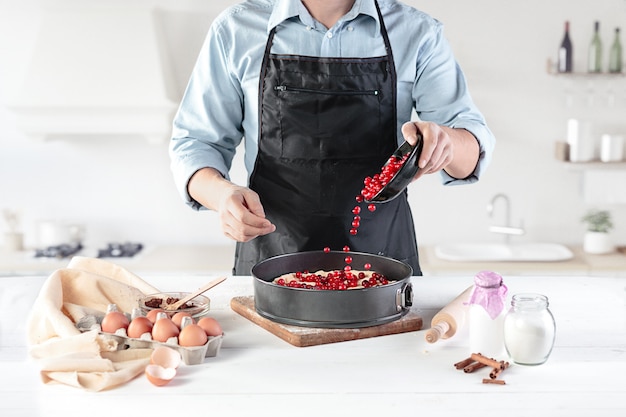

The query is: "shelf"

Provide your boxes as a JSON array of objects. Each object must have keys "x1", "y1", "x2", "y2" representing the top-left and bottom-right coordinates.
[
  {"x1": 548, "y1": 70, "x2": 625, "y2": 79},
  {"x1": 546, "y1": 58, "x2": 624, "y2": 76},
  {"x1": 559, "y1": 161, "x2": 626, "y2": 170}
]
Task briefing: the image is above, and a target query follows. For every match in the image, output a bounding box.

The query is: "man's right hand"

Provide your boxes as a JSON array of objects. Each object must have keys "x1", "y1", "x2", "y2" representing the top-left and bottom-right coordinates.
[{"x1": 188, "y1": 168, "x2": 276, "y2": 242}]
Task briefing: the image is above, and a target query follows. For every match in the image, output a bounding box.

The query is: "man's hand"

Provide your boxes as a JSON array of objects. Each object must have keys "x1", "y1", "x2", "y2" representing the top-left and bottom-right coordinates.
[
  {"x1": 402, "y1": 120, "x2": 479, "y2": 181},
  {"x1": 188, "y1": 168, "x2": 276, "y2": 242},
  {"x1": 217, "y1": 185, "x2": 276, "y2": 242}
]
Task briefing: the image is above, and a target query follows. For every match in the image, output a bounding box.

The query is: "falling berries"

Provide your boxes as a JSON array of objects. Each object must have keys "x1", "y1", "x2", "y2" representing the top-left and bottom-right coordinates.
[{"x1": 316, "y1": 153, "x2": 406, "y2": 278}]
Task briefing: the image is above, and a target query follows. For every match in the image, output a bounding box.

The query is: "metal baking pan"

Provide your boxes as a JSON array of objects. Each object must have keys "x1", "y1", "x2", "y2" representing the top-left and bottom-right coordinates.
[{"x1": 251, "y1": 251, "x2": 413, "y2": 328}]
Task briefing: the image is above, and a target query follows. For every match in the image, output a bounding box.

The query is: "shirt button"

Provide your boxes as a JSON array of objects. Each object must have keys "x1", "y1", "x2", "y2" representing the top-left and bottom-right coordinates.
[
  {"x1": 306, "y1": 26, "x2": 312, "y2": 31},
  {"x1": 326, "y1": 32, "x2": 333, "y2": 39},
  {"x1": 347, "y1": 26, "x2": 354, "y2": 32}
]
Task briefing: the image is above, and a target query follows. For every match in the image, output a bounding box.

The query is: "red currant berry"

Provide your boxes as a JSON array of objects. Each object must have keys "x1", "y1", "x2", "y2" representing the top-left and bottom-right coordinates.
[
  {"x1": 344, "y1": 256, "x2": 352, "y2": 264},
  {"x1": 364, "y1": 263, "x2": 371, "y2": 270},
  {"x1": 367, "y1": 204, "x2": 376, "y2": 212},
  {"x1": 343, "y1": 246, "x2": 350, "y2": 252},
  {"x1": 323, "y1": 247, "x2": 330, "y2": 253}
]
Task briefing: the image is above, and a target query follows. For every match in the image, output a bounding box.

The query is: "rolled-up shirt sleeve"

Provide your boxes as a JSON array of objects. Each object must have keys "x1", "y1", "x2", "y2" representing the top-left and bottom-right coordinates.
[
  {"x1": 412, "y1": 22, "x2": 495, "y2": 185},
  {"x1": 169, "y1": 22, "x2": 245, "y2": 210}
]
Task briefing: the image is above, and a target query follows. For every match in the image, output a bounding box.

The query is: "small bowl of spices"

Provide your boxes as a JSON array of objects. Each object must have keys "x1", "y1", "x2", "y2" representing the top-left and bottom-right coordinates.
[{"x1": 139, "y1": 292, "x2": 211, "y2": 320}]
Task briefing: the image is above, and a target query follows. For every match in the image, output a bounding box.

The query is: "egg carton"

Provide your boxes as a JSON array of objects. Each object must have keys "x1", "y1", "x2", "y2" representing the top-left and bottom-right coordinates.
[{"x1": 76, "y1": 314, "x2": 223, "y2": 365}]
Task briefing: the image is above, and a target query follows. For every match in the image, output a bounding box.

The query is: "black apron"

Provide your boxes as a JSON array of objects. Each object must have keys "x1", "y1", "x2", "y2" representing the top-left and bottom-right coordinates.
[{"x1": 233, "y1": 1, "x2": 420, "y2": 276}]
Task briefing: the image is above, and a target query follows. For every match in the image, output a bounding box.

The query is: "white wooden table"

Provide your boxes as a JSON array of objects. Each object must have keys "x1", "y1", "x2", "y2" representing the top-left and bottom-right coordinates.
[{"x1": 1, "y1": 272, "x2": 625, "y2": 417}]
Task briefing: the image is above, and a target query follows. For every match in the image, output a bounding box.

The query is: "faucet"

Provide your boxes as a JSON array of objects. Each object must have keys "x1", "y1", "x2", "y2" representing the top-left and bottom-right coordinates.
[{"x1": 487, "y1": 193, "x2": 525, "y2": 243}]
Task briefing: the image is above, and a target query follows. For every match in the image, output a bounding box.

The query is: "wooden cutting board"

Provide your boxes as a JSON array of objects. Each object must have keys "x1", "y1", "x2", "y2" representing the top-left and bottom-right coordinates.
[{"x1": 230, "y1": 296, "x2": 423, "y2": 347}]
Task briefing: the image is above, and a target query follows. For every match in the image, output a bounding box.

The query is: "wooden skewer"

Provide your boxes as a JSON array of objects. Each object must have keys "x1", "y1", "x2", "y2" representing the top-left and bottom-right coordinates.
[{"x1": 164, "y1": 276, "x2": 227, "y2": 311}]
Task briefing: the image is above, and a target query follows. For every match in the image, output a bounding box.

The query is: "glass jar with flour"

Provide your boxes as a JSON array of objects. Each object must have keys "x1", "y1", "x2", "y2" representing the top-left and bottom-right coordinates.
[{"x1": 503, "y1": 293, "x2": 556, "y2": 365}]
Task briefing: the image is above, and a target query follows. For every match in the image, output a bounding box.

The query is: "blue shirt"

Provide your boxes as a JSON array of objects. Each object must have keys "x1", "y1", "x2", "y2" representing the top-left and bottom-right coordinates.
[{"x1": 170, "y1": 0, "x2": 495, "y2": 209}]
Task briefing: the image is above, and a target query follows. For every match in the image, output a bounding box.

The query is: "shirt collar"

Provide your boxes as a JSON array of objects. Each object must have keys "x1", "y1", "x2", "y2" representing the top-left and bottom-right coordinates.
[{"x1": 268, "y1": 0, "x2": 381, "y2": 35}]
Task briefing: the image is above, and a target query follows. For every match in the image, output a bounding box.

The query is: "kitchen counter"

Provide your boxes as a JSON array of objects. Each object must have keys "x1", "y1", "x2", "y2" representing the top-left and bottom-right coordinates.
[
  {"x1": 419, "y1": 245, "x2": 626, "y2": 276},
  {"x1": 2, "y1": 243, "x2": 624, "y2": 277},
  {"x1": 1, "y1": 271, "x2": 625, "y2": 416},
  {"x1": 0, "y1": 244, "x2": 237, "y2": 276}
]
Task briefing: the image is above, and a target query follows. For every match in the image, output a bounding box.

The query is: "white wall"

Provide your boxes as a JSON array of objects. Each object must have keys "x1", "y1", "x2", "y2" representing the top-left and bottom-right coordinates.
[{"x1": 1, "y1": 0, "x2": 625, "y2": 251}]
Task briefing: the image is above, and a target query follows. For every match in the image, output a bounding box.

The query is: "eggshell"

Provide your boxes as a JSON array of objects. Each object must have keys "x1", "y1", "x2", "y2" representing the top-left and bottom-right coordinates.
[
  {"x1": 172, "y1": 311, "x2": 192, "y2": 328},
  {"x1": 145, "y1": 364, "x2": 176, "y2": 387},
  {"x1": 152, "y1": 316, "x2": 180, "y2": 342},
  {"x1": 179, "y1": 323, "x2": 209, "y2": 347},
  {"x1": 127, "y1": 316, "x2": 154, "y2": 339},
  {"x1": 101, "y1": 311, "x2": 130, "y2": 334},
  {"x1": 150, "y1": 346, "x2": 181, "y2": 369},
  {"x1": 197, "y1": 317, "x2": 223, "y2": 337}
]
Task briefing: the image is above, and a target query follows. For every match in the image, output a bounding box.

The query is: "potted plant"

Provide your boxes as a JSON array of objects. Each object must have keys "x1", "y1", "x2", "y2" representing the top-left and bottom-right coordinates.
[{"x1": 581, "y1": 209, "x2": 615, "y2": 254}]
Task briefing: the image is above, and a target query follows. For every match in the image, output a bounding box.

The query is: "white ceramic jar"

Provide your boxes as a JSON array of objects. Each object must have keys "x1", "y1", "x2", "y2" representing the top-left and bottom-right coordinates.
[{"x1": 504, "y1": 293, "x2": 556, "y2": 365}]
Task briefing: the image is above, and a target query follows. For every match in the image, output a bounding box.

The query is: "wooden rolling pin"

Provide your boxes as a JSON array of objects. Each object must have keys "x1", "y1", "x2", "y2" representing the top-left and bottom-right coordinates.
[{"x1": 425, "y1": 285, "x2": 473, "y2": 343}]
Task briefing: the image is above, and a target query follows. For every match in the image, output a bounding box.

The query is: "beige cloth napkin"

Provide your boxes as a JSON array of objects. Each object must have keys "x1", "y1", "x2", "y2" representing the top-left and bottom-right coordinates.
[{"x1": 26, "y1": 256, "x2": 161, "y2": 391}]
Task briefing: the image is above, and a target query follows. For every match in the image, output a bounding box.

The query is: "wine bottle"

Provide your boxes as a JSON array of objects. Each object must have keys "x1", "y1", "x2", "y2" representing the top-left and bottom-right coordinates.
[
  {"x1": 558, "y1": 21, "x2": 573, "y2": 73},
  {"x1": 588, "y1": 21, "x2": 603, "y2": 73},
  {"x1": 609, "y1": 28, "x2": 623, "y2": 73}
]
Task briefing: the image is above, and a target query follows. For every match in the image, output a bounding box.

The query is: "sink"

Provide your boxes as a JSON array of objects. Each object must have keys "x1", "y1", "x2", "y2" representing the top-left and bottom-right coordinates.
[{"x1": 433, "y1": 243, "x2": 574, "y2": 262}]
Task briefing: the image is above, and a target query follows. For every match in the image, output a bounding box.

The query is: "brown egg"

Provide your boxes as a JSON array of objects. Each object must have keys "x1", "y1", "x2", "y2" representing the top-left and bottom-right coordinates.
[
  {"x1": 151, "y1": 314, "x2": 180, "y2": 342},
  {"x1": 146, "y1": 309, "x2": 165, "y2": 323},
  {"x1": 179, "y1": 322, "x2": 208, "y2": 347},
  {"x1": 197, "y1": 317, "x2": 223, "y2": 337},
  {"x1": 127, "y1": 316, "x2": 154, "y2": 338},
  {"x1": 171, "y1": 311, "x2": 192, "y2": 328},
  {"x1": 101, "y1": 311, "x2": 130, "y2": 334}
]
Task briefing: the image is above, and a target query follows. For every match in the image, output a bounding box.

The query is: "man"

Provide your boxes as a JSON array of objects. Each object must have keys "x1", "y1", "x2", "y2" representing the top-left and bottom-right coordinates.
[{"x1": 169, "y1": 0, "x2": 495, "y2": 275}]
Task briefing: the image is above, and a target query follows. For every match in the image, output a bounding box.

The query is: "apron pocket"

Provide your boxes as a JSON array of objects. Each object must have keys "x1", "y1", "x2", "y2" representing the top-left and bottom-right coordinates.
[{"x1": 274, "y1": 85, "x2": 385, "y2": 160}]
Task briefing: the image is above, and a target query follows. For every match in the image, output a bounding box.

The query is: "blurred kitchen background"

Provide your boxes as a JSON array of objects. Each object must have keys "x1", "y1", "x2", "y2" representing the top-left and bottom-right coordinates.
[{"x1": 1, "y1": 0, "x2": 625, "y2": 275}]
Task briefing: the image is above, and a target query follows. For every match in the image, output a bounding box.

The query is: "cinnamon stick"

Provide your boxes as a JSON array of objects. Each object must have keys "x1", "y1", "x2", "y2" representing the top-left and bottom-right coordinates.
[
  {"x1": 463, "y1": 361, "x2": 487, "y2": 373},
  {"x1": 482, "y1": 378, "x2": 506, "y2": 385},
  {"x1": 489, "y1": 367, "x2": 502, "y2": 379},
  {"x1": 454, "y1": 357, "x2": 475, "y2": 370},
  {"x1": 489, "y1": 361, "x2": 510, "y2": 379},
  {"x1": 470, "y1": 353, "x2": 509, "y2": 370}
]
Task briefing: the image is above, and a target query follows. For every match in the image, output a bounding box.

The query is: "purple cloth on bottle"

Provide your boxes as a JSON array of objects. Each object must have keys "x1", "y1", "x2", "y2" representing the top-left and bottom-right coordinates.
[{"x1": 467, "y1": 270, "x2": 508, "y2": 319}]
